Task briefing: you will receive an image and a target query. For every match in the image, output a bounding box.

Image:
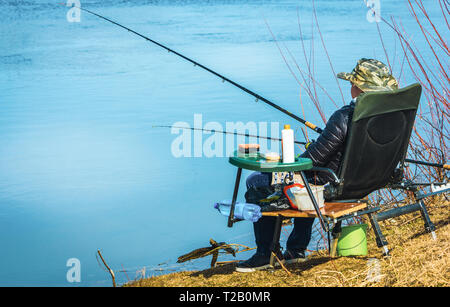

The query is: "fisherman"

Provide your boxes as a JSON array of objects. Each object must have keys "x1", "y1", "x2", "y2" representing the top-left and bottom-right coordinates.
[{"x1": 236, "y1": 58, "x2": 399, "y2": 272}]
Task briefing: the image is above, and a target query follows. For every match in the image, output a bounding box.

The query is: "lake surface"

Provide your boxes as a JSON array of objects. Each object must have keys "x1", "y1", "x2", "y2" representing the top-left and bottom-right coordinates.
[{"x1": 0, "y1": 0, "x2": 442, "y2": 286}]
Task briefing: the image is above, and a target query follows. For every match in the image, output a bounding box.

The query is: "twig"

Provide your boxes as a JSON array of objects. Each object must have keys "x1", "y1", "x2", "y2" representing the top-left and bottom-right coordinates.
[
  {"x1": 271, "y1": 252, "x2": 291, "y2": 275},
  {"x1": 121, "y1": 263, "x2": 130, "y2": 282},
  {"x1": 97, "y1": 249, "x2": 116, "y2": 287}
]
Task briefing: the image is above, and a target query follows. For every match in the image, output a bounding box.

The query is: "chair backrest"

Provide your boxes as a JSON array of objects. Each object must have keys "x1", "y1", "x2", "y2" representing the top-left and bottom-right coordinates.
[{"x1": 334, "y1": 83, "x2": 422, "y2": 200}]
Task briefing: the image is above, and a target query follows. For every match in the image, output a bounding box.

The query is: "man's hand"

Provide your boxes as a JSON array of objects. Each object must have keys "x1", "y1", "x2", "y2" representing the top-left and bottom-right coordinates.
[{"x1": 305, "y1": 140, "x2": 315, "y2": 150}]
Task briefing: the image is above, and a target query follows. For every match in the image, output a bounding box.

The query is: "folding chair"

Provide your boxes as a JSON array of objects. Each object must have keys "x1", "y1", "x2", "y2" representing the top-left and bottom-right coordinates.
[{"x1": 260, "y1": 83, "x2": 448, "y2": 263}]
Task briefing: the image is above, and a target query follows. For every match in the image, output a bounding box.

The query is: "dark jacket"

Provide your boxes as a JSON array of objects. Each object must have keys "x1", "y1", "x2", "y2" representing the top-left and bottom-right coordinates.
[{"x1": 300, "y1": 101, "x2": 355, "y2": 184}]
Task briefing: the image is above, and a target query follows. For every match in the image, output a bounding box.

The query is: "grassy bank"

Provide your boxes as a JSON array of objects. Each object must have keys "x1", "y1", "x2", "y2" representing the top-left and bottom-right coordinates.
[{"x1": 126, "y1": 199, "x2": 449, "y2": 287}]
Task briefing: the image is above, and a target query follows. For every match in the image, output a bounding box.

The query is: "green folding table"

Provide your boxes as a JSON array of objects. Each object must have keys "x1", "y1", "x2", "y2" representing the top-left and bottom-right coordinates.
[
  {"x1": 227, "y1": 151, "x2": 368, "y2": 265},
  {"x1": 227, "y1": 151, "x2": 327, "y2": 229}
]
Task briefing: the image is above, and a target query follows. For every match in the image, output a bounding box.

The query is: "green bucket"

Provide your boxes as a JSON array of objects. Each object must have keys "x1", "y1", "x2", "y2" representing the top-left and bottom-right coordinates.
[{"x1": 337, "y1": 224, "x2": 368, "y2": 256}]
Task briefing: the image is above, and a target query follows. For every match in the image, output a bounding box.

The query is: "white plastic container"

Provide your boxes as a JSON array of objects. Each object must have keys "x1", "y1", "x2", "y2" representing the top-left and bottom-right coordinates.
[
  {"x1": 281, "y1": 124, "x2": 295, "y2": 163},
  {"x1": 292, "y1": 185, "x2": 325, "y2": 211}
]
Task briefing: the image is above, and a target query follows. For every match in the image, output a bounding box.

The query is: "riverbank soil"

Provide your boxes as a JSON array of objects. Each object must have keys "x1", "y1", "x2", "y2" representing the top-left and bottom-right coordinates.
[{"x1": 127, "y1": 198, "x2": 449, "y2": 287}]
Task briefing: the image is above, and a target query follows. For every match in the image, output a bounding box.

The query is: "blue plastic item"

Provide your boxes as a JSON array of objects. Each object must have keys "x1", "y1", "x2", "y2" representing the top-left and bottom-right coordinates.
[{"x1": 214, "y1": 200, "x2": 262, "y2": 222}]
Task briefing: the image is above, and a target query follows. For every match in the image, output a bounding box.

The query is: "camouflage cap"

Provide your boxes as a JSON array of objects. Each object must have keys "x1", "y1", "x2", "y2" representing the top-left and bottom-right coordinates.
[{"x1": 337, "y1": 58, "x2": 398, "y2": 92}]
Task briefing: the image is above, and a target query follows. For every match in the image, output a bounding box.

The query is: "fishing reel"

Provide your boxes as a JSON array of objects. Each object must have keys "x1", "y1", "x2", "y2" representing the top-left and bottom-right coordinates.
[
  {"x1": 388, "y1": 168, "x2": 405, "y2": 185},
  {"x1": 323, "y1": 182, "x2": 337, "y2": 201},
  {"x1": 304, "y1": 139, "x2": 315, "y2": 149}
]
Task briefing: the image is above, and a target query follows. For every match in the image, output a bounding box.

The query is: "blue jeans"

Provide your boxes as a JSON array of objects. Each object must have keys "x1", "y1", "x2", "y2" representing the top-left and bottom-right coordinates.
[{"x1": 246, "y1": 172, "x2": 315, "y2": 256}]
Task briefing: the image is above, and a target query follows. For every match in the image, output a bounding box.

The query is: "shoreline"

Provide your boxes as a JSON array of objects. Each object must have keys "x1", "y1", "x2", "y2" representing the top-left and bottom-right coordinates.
[{"x1": 125, "y1": 199, "x2": 449, "y2": 287}]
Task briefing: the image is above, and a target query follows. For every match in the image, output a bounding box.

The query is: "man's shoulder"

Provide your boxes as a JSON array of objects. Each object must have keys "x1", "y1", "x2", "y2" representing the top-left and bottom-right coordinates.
[
  {"x1": 331, "y1": 101, "x2": 355, "y2": 119},
  {"x1": 339, "y1": 100, "x2": 356, "y2": 111}
]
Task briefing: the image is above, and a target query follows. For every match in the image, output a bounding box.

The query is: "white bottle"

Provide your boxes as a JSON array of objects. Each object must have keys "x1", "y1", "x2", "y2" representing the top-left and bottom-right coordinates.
[{"x1": 282, "y1": 124, "x2": 295, "y2": 163}]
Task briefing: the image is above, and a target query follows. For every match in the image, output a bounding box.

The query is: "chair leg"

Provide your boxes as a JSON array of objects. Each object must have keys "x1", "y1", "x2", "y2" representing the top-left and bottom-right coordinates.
[
  {"x1": 269, "y1": 215, "x2": 283, "y2": 267},
  {"x1": 368, "y1": 213, "x2": 389, "y2": 256},
  {"x1": 330, "y1": 221, "x2": 342, "y2": 257},
  {"x1": 418, "y1": 200, "x2": 437, "y2": 240}
]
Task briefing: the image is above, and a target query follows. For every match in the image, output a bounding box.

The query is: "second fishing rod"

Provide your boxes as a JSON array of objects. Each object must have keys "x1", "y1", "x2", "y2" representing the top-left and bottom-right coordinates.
[
  {"x1": 72, "y1": 5, "x2": 323, "y2": 135},
  {"x1": 153, "y1": 125, "x2": 308, "y2": 145}
]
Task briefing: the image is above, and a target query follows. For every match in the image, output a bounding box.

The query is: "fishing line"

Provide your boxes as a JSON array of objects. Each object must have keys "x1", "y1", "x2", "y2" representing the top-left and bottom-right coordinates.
[{"x1": 153, "y1": 125, "x2": 307, "y2": 145}]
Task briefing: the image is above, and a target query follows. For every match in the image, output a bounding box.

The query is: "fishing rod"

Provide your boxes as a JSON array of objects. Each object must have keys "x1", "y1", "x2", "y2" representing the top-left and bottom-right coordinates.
[
  {"x1": 70, "y1": 5, "x2": 323, "y2": 134},
  {"x1": 405, "y1": 158, "x2": 449, "y2": 170},
  {"x1": 153, "y1": 125, "x2": 307, "y2": 145}
]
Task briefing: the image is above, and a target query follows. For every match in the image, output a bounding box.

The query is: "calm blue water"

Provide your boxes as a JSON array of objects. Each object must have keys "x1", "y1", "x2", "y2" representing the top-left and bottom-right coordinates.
[{"x1": 0, "y1": 0, "x2": 443, "y2": 286}]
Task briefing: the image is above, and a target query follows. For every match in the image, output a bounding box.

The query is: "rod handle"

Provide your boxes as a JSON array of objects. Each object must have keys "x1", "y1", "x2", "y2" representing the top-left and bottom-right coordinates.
[{"x1": 305, "y1": 121, "x2": 323, "y2": 134}]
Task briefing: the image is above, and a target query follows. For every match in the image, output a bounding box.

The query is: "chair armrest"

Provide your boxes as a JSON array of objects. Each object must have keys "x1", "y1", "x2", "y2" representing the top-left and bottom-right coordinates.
[{"x1": 309, "y1": 167, "x2": 341, "y2": 185}]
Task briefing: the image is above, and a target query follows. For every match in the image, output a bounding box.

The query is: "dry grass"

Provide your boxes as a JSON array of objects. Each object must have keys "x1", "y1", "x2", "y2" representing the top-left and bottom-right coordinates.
[{"x1": 125, "y1": 199, "x2": 449, "y2": 287}]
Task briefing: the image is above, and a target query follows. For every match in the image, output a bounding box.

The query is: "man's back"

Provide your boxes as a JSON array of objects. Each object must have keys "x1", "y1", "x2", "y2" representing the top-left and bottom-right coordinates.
[{"x1": 300, "y1": 101, "x2": 355, "y2": 184}]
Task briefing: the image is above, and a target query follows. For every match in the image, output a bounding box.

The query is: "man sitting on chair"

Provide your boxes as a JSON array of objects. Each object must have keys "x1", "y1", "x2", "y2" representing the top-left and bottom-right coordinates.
[{"x1": 236, "y1": 58, "x2": 399, "y2": 272}]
